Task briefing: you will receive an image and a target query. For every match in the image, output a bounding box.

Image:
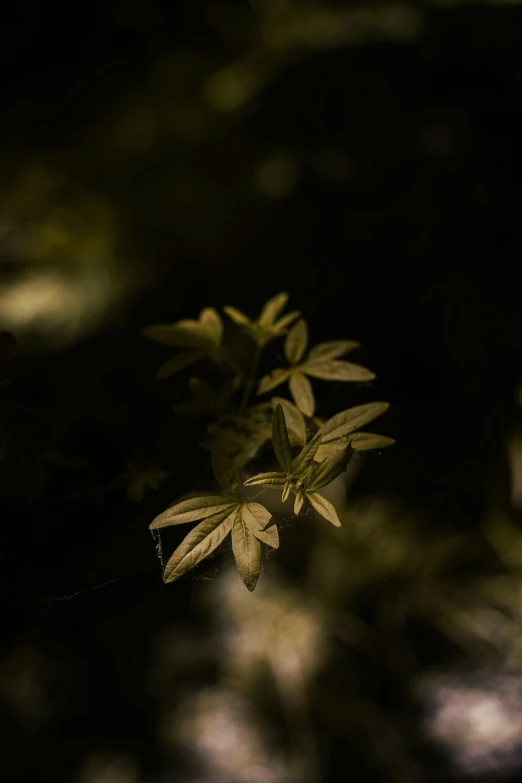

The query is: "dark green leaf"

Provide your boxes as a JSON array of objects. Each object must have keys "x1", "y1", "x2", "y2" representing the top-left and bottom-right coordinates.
[{"x1": 272, "y1": 404, "x2": 293, "y2": 474}]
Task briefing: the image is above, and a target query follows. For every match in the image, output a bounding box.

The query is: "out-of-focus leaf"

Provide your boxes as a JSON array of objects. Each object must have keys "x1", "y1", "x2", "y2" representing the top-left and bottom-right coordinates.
[
  {"x1": 307, "y1": 340, "x2": 360, "y2": 361},
  {"x1": 150, "y1": 495, "x2": 235, "y2": 529},
  {"x1": 317, "y1": 402, "x2": 390, "y2": 442},
  {"x1": 243, "y1": 502, "x2": 279, "y2": 548},
  {"x1": 284, "y1": 319, "x2": 308, "y2": 365},
  {"x1": 289, "y1": 372, "x2": 315, "y2": 416},
  {"x1": 190, "y1": 377, "x2": 216, "y2": 401},
  {"x1": 292, "y1": 431, "x2": 322, "y2": 477},
  {"x1": 199, "y1": 307, "x2": 223, "y2": 344},
  {"x1": 232, "y1": 508, "x2": 261, "y2": 591},
  {"x1": 258, "y1": 291, "x2": 288, "y2": 328},
  {"x1": 143, "y1": 323, "x2": 212, "y2": 348},
  {"x1": 223, "y1": 305, "x2": 251, "y2": 326},
  {"x1": 211, "y1": 447, "x2": 242, "y2": 497},
  {"x1": 271, "y1": 396, "x2": 306, "y2": 446},
  {"x1": 303, "y1": 360, "x2": 376, "y2": 382},
  {"x1": 272, "y1": 310, "x2": 301, "y2": 333},
  {"x1": 258, "y1": 368, "x2": 291, "y2": 395},
  {"x1": 272, "y1": 404, "x2": 293, "y2": 474},
  {"x1": 307, "y1": 492, "x2": 341, "y2": 527},
  {"x1": 163, "y1": 507, "x2": 235, "y2": 583},
  {"x1": 243, "y1": 471, "x2": 286, "y2": 486},
  {"x1": 350, "y1": 432, "x2": 395, "y2": 451},
  {"x1": 308, "y1": 443, "x2": 353, "y2": 491},
  {"x1": 155, "y1": 351, "x2": 204, "y2": 379}
]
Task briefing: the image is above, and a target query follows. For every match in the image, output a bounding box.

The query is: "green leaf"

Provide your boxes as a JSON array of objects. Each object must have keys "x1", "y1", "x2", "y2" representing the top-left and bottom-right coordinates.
[
  {"x1": 243, "y1": 471, "x2": 287, "y2": 487},
  {"x1": 257, "y1": 369, "x2": 291, "y2": 395},
  {"x1": 289, "y1": 372, "x2": 315, "y2": 416},
  {"x1": 308, "y1": 443, "x2": 353, "y2": 491},
  {"x1": 303, "y1": 360, "x2": 376, "y2": 382},
  {"x1": 155, "y1": 351, "x2": 203, "y2": 379},
  {"x1": 314, "y1": 440, "x2": 348, "y2": 463},
  {"x1": 199, "y1": 307, "x2": 223, "y2": 344},
  {"x1": 271, "y1": 397, "x2": 306, "y2": 446},
  {"x1": 291, "y1": 431, "x2": 323, "y2": 477},
  {"x1": 294, "y1": 492, "x2": 304, "y2": 515},
  {"x1": 232, "y1": 508, "x2": 262, "y2": 591},
  {"x1": 307, "y1": 340, "x2": 360, "y2": 361},
  {"x1": 284, "y1": 319, "x2": 308, "y2": 365},
  {"x1": 150, "y1": 496, "x2": 235, "y2": 529},
  {"x1": 282, "y1": 481, "x2": 291, "y2": 503},
  {"x1": 307, "y1": 492, "x2": 341, "y2": 527},
  {"x1": 350, "y1": 432, "x2": 395, "y2": 451},
  {"x1": 272, "y1": 310, "x2": 301, "y2": 334},
  {"x1": 223, "y1": 305, "x2": 251, "y2": 327},
  {"x1": 317, "y1": 402, "x2": 390, "y2": 442},
  {"x1": 163, "y1": 506, "x2": 235, "y2": 583},
  {"x1": 211, "y1": 447, "x2": 242, "y2": 497},
  {"x1": 243, "y1": 503, "x2": 279, "y2": 548},
  {"x1": 272, "y1": 404, "x2": 293, "y2": 475},
  {"x1": 258, "y1": 292, "x2": 288, "y2": 328},
  {"x1": 143, "y1": 323, "x2": 213, "y2": 349}
]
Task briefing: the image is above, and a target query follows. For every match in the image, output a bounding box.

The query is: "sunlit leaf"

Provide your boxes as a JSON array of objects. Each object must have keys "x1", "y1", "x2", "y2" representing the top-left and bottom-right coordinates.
[
  {"x1": 307, "y1": 492, "x2": 341, "y2": 527},
  {"x1": 150, "y1": 496, "x2": 235, "y2": 529},
  {"x1": 163, "y1": 507, "x2": 235, "y2": 583},
  {"x1": 272, "y1": 404, "x2": 293, "y2": 474},
  {"x1": 243, "y1": 471, "x2": 286, "y2": 486},
  {"x1": 258, "y1": 291, "x2": 288, "y2": 328},
  {"x1": 350, "y1": 432, "x2": 395, "y2": 451},
  {"x1": 257, "y1": 368, "x2": 291, "y2": 395},
  {"x1": 303, "y1": 360, "x2": 376, "y2": 382},
  {"x1": 289, "y1": 372, "x2": 315, "y2": 416},
  {"x1": 308, "y1": 443, "x2": 353, "y2": 491},
  {"x1": 243, "y1": 502, "x2": 279, "y2": 548},
  {"x1": 223, "y1": 305, "x2": 251, "y2": 327},
  {"x1": 271, "y1": 396, "x2": 306, "y2": 446},
  {"x1": 284, "y1": 319, "x2": 308, "y2": 365},
  {"x1": 199, "y1": 307, "x2": 223, "y2": 344},
  {"x1": 155, "y1": 351, "x2": 204, "y2": 379},
  {"x1": 291, "y1": 431, "x2": 322, "y2": 477},
  {"x1": 314, "y1": 439, "x2": 348, "y2": 462},
  {"x1": 307, "y1": 340, "x2": 360, "y2": 361},
  {"x1": 294, "y1": 492, "x2": 304, "y2": 515},
  {"x1": 317, "y1": 402, "x2": 390, "y2": 442},
  {"x1": 282, "y1": 481, "x2": 291, "y2": 503},
  {"x1": 232, "y1": 508, "x2": 262, "y2": 591}
]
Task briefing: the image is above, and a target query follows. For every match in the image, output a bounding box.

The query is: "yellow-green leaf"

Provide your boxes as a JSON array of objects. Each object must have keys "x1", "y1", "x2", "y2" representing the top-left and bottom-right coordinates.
[
  {"x1": 271, "y1": 397, "x2": 306, "y2": 446},
  {"x1": 307, "y1": 492, "x2": 341, "y2": 526},
  {"x1": 258, "y1": 292, "x2": 288, "y2": 328},
  {"x1": 257, "y1": 368, "x2": 291, "y2": 395},
  {"x1": 143, "y1": 323, "x2": 212, "y2": 349},
  {"x1": 155, "y1": 351, "x2": 203, "y2": 379},
  {"x1": 199, "y1": 307, "x2": 223, "y2": 344},
  {"x1": 314, "y1": 440, "x2": 348, "y2": 463},
  {"x1": 317, "y1": 402, "x2": 390, "y2": 442},
  {"x1": 243, "y1": 471, "x2": 287, "y2": 487},
  {"x1": 289, "y1": 372, "x2": 315, "y2": 416},
  {"x1": 243, "y1": 503, "x2": 279, "y2": 548},
  {"x1": 281, "y1": 481, "x2": 291, "y2": 502},
  {"x1": 294, "y1": 492, "x2": 304, "y2": 515},
  {"x1": 150, "y1": 496, "x2": 235, "y2": 529},
  {"x1": 272, "y1": 310, "x2": 301, "y2": 334},
  {"x1": 272, "y1": 404, "x2": 293, "y2": 474},
  {"x1": 284, "y1": 319, "x2": 308, "y2": 365},
  {"x1": 307, "y1": 340, "x2": 360, "y2": 361},
  {"x1": 163, "y1": 507, "x2": 235, "y2": 583},
  {"x1": 232, "y1": 508, "x2": 262, "y2": 591},
  {"x1": 308, "y1": 443, "x2": 353, "y2": 491},
  {"x1": 303, "y1": 360, "x2": 376, "y2": 382},
  {"x1": 223, "y1": 305, "x2": 251, "y2": 327},
  {"x1": 350, "y1": 432, "x2": 396, "y2": 451}
]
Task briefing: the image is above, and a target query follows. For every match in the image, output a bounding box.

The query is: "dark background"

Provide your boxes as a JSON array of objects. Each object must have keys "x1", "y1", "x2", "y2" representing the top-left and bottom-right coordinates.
[{"x1": 2, "y1": 1, "x2": 522, "y2": 782}]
